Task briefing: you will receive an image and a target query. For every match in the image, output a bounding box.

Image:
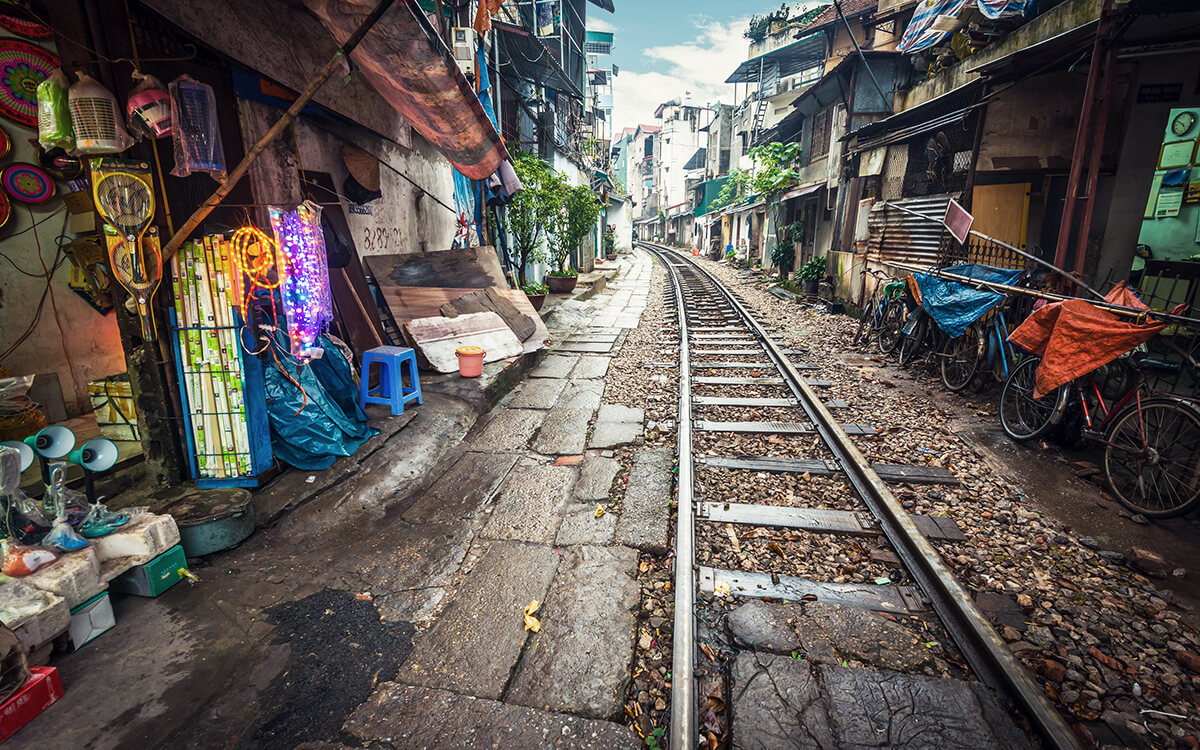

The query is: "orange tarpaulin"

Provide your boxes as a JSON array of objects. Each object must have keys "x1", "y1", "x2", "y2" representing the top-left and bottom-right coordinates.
[{"x1": 1008, "y1": 283, "x2": 1176, "y2": 398}]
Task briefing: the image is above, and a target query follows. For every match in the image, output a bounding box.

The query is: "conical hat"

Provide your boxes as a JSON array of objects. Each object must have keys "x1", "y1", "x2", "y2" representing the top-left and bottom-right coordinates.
[{"x1": 342, "y1": 144, "x2": 380, "y2": 193}]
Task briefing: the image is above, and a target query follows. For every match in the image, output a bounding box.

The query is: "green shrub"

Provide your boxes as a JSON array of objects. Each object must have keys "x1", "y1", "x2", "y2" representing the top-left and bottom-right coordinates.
[
  {"x1": 797, "y1": 256, "x2": 826, "y2": 282},
  {"x1": 521, "y1": 282, "x2": 549, "y2": 295}
]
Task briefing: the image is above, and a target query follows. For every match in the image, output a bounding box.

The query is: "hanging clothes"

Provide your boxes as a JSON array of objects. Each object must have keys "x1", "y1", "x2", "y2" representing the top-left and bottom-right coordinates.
[{"x1": 897, "y1": 0, "x2": 971, "y2": 53}]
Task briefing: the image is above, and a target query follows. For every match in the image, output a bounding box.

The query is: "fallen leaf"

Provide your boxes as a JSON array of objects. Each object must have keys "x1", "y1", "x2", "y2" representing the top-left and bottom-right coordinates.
[
  {"x1": 523, "y1": 600, "x2": 542, "y2": 632},
  {"x1": 767, "y1": 541, "x2": 786, "y2": 558},
  {"x1": 594, "y1": 504, "x2": 606, "y2": 519}
]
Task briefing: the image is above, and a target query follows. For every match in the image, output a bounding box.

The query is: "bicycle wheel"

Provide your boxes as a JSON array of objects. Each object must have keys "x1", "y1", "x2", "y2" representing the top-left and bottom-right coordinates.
[
  {"x1": 1103, "y1": 397, "x2": 1200, "y2": 518},
  {"x1": 877, "y1": 301, "x2": 905, "y2": 355},
  {"x1": 898, "y1": 315, "x2": 927, "y2": 367},
  {"x1": 853, "y1": 298, "x2": 876, "y2": 346},
  {"x1": 940, "y1": 324, "x2": 982, "y2": 392},
  {"x1": 999, "y1": 357, "x2": 1067, "y2": 441}
]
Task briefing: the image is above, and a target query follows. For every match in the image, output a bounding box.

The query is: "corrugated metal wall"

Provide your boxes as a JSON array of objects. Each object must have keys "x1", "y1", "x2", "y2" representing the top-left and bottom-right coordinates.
[{"x1": 865, "y1": 194, "x2": 955, "y2": 268}]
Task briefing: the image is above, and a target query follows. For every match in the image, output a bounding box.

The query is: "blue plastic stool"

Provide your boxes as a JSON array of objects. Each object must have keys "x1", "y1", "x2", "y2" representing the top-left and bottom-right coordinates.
[{"x1": 359, "y1": 346, "x2": 423, "y2": 416}]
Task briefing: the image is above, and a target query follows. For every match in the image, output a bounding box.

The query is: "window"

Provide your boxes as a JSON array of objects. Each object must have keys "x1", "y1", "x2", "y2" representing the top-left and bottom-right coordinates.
[
  {"x1": 809, "y1": 106, "x2": 832, "y2": 161},
  {"x1": 644, "y1": 139, "x2": 653, "y2": 157},
  {"x1": 585, "y1": 41, "x2": 612, "y2": 54}
]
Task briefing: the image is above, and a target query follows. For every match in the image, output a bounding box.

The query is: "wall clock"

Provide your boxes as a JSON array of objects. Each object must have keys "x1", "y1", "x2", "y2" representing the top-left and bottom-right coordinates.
[{"x1": 1172, "y1": 111, "x2": 1197, "y2": 138}]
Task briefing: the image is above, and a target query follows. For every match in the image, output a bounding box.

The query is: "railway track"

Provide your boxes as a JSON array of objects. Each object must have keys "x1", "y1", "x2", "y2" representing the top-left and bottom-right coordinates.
[{"x1": 638, "y1": 242, "x2": 1081, "y2": 750}]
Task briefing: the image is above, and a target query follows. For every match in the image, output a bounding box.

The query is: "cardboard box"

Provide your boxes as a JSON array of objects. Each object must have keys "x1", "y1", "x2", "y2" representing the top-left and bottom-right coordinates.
[
  {"x1": 68, "y1": 592, "x2": 114, "y2": 650},
  {"x1": 110, "y1": 545, "x2": 188, "y2": 598},
  {"x1": 0, "y1": 667, "x2": 63, "y2": 743}
]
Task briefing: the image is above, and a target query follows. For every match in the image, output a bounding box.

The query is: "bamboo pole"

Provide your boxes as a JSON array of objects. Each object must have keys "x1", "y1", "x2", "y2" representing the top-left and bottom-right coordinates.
[{"x1": 161, "y1": 0, "x2": 397, "y2": 262}]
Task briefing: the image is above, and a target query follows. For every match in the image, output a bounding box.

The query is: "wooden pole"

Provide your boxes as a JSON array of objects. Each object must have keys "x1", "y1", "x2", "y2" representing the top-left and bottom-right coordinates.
[{"x1": 162, "y1": 0, "x2": 397, "y2": 261}]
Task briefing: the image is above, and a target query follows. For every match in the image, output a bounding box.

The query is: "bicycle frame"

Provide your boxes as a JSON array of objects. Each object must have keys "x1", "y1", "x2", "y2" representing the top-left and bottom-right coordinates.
[{"x1": 1070, "y1": 374, "x2": 1148, "y2": 455}]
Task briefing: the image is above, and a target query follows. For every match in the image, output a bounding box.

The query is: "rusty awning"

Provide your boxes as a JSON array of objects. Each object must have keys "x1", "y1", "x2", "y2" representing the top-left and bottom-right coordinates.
[{"x1": 306, "y1": 0, "x2": 509, "y2": 180}]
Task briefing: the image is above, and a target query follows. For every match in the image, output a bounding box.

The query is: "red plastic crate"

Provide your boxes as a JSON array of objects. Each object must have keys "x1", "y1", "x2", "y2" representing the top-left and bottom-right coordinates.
[{"x1": 0, "y1": 667, "x2": 63, "y2": 744}]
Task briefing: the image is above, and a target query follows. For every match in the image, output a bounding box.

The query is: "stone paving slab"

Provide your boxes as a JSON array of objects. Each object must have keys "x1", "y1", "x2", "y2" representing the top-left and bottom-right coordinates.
[
  {"x1": 481, "y1": 459, "x2": 573, "y2": 543},
  {"x1": 530, "y1": 354, "x2": 579, "y2": 378},
  {"x1": 506, "y1": 546, "x2": 639, "y2": 719},
  {"x1": 557, "y1": 341, "x2": 614, "y2": 354},
  {"x1": 473, "y1": 408, "x2": 546, "y2": 452},
  {"x1": 574, "y1": 455, "x2": 620, "y2": 502},
  {"x1": 397, "y1": 540, "x2": 558, "y2": 699},
  {"x1": 571, "y1": 356, "x2": 611, "y2": 379},
  {"x1": 588, "y1": 404, "x2": 644, "y2": 449},
  {"x1": 508, "y1": 377, "x2": 569, "y2": 410},
  {"x1": 532, "y1": 407, "x2": 593, "y2": 455},
  {"x1": 729, "y1": 651, "x2": 1030, "y2": 750},
  {"x1": 614, "y1": 447, "x2": 673, "y2": 553},
  {"x1": 555, "y1": 505, "x2": 617, "y2": 546},
  {"x1": 346, "y1": 682, "x2": 640, "y2": 749},
  {"x1": 402, "y1": 452, "x2": 520, "y2": 524},
  {"x1": 558, "y1": 380, "x2": 604, "y2": 410}
]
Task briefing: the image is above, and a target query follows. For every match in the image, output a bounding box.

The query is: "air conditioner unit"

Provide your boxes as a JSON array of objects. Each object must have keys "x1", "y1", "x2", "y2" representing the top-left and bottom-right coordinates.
[{"x1": 452, "y1": 27, "x2": 475, "y2": 78}]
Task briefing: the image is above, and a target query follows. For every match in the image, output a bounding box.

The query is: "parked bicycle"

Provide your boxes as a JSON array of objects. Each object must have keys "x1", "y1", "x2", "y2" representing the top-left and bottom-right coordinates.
[
  {"x1": 852, "y1": 268, "x2": 907, "y2": 355},
  {"x1": 1001, "y1": 349, "x2": 1200, "y2": 518}
]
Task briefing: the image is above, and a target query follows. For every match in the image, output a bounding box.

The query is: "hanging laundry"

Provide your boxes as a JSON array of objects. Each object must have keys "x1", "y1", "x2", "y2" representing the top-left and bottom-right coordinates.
[
  {"x1": 977, "y1": 0, "x2": 1029, "y2": 19},
  {"x1": 473, "y1": 0, "x2": 505, "y2": 35},
  {"x1": 897, "y1": 0, "x2": 970, "y2": 53}
]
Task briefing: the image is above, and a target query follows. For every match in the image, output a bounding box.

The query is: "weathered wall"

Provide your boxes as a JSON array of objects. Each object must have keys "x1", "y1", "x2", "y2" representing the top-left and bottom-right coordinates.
[
  {"x1": 0, "y1": 69, "x2": 125, "y2": 416},
  {"x1": 977, "y1": 72, "x2": 1085, "y2": 172},
  {"x1": 237, "y1": 99, "x2": 457, "y2": 259}
]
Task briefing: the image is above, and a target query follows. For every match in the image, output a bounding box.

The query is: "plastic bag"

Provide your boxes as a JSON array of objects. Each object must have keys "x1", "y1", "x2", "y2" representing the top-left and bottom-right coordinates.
[
  {"x1": 36, "y1": 69, "x2": 73, "y2": 151},
  {"x1": 68, "y1": 72, "x2": 133, "y2": 155},
  {"x1": 1, "y1": 544, "x2": 56, "y2": 576},
  {"x1": 170, "y1": 75, "x2": 226, "y2": 181},
  {"x1": 126, "y1": 72, "x2": 172, "y2": 139},
  {"x1": 79, "y1": 502, "x2": 129, "y2": 538},
  {"x1": 41, "y1": 520, "x2": 87, "y2": 552}
]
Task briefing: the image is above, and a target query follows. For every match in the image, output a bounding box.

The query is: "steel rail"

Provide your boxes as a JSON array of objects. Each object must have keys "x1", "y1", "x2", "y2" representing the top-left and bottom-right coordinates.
[{"x1": 638, "y1": 242, "x2": 1082, "y2": 750}]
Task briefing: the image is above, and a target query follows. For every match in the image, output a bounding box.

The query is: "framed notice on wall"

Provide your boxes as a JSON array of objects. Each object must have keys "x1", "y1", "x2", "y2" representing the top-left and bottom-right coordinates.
[{"x1": 1158, "y1": 140, "x2": 1196, "y2": 169}]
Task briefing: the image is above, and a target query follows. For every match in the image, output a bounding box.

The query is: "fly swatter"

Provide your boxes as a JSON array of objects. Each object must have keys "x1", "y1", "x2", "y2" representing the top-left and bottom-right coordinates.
[{"x1": 91, "y1": 160, "x2": 162, "y2": 340}]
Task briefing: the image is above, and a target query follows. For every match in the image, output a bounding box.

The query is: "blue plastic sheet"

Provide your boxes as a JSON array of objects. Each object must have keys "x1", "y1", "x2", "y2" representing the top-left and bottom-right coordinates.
[
  {"x1": 911, "y1": 264, "x2": 1024, "y2": 338},
  {"x1": 262, "y1": 331, "x2": 379, "y2": 470}
]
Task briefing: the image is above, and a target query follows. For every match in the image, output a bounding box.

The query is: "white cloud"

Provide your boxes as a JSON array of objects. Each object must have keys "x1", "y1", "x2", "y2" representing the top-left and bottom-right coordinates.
[
  {"x1": 587, "y1": 16, "x2": 617, "y2": 32},
  {"x1": 612, "y1": 16, "x2": 751, "y2": 134}
]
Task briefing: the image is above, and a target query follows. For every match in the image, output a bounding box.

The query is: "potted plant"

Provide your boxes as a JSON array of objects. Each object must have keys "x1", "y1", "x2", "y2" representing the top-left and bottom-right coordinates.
[
  {"x1": 769, "y1": 240, "x2": 794, "y2": 280},
  {"x1": 522, "y1": 281, "x2": 549, "y2": 311},
  {"x1": 797, "y1": 256, "x2": 825, "y2": 295},
  {"x1": 603, "y1": 227, "x2": 617, "y2": 261},
  {"x1": 507, "y1": 152, "x2": 562, "y2": 286},
  {"x1": 549, "y1": 183, "x2": 604, "y2": 292}
]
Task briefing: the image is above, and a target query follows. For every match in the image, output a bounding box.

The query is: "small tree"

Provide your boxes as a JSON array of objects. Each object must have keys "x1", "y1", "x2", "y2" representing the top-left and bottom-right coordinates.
[
  {"x1": 551, "y1": 184, "x2": 603, "y2": 274},
  {"x1": 508, "y1": 151, "x2": 561, "y2": 285}
]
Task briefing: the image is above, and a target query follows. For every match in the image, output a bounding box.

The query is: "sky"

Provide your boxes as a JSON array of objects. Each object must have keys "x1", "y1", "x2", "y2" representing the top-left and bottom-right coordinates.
[{"x1": 587, "y1": 1, "x2": 822, "y2": 136}]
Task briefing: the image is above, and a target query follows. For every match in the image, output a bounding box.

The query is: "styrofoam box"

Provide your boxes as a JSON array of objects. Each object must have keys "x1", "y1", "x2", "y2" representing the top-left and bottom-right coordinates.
[
  {"x1": 0, "y1": 584, "x2": 69, "y2": 652},
  {"x1": 91, "y1": 513, "x2": 181, "y2": 565},
  {"x1": 68, "y1": 592, "x2": 114, "y2": 649},
  {"x1": 24, "y1": 548, "x2": 105, "y2": 609}
]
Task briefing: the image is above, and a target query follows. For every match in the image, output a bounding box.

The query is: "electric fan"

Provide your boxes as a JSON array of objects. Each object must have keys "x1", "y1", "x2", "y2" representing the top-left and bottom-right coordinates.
[
  {"x1": 126, "y1": 73, "x2": 171, "y2": 139},
  {"x1": 69, "y1": 72, "x2": 132, "y2": 155},
  {"x1": 91, "y1": 159, "x2": 161, "y2": 340}
]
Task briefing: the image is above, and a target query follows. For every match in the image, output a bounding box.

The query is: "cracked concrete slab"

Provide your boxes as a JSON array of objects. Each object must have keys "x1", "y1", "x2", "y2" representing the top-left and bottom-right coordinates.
[
  {"x1": 614, "y1": 448, "x2": 673, "y2": 553},
  {"x1": 473, "y1": 408, "x2": 546, "y2": 452},
  {"x1": 574, "y1": 455, "x2": 620, "y2": 502},
  {"x1": 571, "y1": 356, "x2": 611, "y2": 379},
  {"x1": 506, "y1": 546, "x2": 640, "y2": 719},
  {"x1": 530, "y1": 354, "x2": 579, "y2": 378},
  {"x1": 346, "y1": 682, "x2": 640, "y2": 749},
  {"x1": 555, "y1": 504, "x2": 617, "y2": 545},
  {"x1": 508, "y1": 377, "x2": 569, "y2": 409},
  {"x1": 588, "y1": 415, "x2": 644, "y2": 449},
  {"x1": 397, "y1": 541, "x2": 558, "y2": 699},
  {"x1": 557, "y1": 380, "x2": 604, "y2": 410},
  {"x1": 531, "y1": 407, "x2": 593, "y2": 456},
  {"x1": 481, "y1": 459, "x2": 573, "y2": 543},
  {"x1": 402, "y1": 452, "x2": 519, "y2": 524}
]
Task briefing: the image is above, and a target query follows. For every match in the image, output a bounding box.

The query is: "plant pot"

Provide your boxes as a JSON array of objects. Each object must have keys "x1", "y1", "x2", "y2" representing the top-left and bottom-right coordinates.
[
  {"x1": 525, "y1": 292, "x2": 546, "y2": 311},
  {"x1": 803, "y1": 280, "x2": 819, "y2": 295},
  {"x1": 546, "y1": 275, "x2": 578, "y2": 294},
  {"x1": 606, "y1": 253, "x2": 617, "y2": 261}
]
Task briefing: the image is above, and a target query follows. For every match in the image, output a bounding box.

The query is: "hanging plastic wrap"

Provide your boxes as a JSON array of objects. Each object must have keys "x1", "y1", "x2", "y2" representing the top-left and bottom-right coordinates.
[
  {"x1": 126, "y1": 72, "x2": 172, "y2": 139},
  {"x1": 270, "y1": 201, "x2": 334, "y2": 360},
  {"x1": 68, "y1": 72, "x2": 132, "y2": 155},
  {"x1": 169, "y1": 75, "x2": 226, "y2": 181},
  {"x1": 36, "y1": 68, "x2": 73, "y2": 151}
]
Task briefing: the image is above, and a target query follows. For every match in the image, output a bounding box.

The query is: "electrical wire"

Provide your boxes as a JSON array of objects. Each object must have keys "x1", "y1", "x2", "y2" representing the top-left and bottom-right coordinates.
[
  {"x1": 29, "y1": 206, "x2": 81, "y2": 409},
  {"x1": 0, "y1": 212, "x2": 70, "y2": 361}
]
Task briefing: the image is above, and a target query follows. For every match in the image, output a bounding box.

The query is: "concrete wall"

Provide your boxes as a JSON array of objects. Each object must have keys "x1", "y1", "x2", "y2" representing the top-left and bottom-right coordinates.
[
  {"x1": 0, "y1": 58, "x2": 125, "y2": 416},
  {"x1": 609, "y1": 198, "x2": 632, "y2": 251},
  {"x1": 237, "y1": 100, "x2": 457, "y2": 259},
  {"x1": 977, "y1": 72, "x2": 1085, "y2": 172}
]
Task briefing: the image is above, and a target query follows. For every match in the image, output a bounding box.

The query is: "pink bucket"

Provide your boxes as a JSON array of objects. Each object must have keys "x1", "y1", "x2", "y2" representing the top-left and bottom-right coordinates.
[{"x1": 456, "y1": 346, "x2": 485, "y2": 378}]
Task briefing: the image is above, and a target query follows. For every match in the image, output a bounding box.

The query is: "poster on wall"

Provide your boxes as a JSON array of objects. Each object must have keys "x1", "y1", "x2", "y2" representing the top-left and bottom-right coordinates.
[
  {"x1": 1155, "y1": 190, "x2": 1183, "y2": 219},
  {"x1": 1158, "y1": 140, "x2": 1195, "y2": 170}
]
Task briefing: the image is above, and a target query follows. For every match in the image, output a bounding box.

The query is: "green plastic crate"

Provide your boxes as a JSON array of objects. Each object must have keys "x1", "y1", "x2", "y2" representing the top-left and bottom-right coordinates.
[{"x1": 110, "y1": 545, "x2": 189, "y2": 598}]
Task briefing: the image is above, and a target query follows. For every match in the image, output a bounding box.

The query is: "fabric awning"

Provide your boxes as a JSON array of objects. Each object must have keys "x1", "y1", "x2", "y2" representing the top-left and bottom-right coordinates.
[
  {"x1": 495, "y1": 21, "x2": 584, "y2": 98},
  {"x1": 726, "y1": 31, "x2": 827, "y2": 84},
  {"x1": 305, "y1": 0, "x2": 509, "y2": 180}
]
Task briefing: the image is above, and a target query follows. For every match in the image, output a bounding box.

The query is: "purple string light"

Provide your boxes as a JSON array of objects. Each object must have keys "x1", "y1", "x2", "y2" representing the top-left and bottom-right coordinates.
[{"x1": 269, "y1": 201, "x2": 333, "y2": 360}]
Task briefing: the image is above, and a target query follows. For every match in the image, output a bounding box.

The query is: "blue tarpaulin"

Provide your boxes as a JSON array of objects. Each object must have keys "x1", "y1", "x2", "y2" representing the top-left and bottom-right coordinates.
[
  {"x1": 262, "y1": 331, "x2": 379, "y2": 470},
  {"x1": 911, "y1": 264, "x2": 1024, "y2": 338}
]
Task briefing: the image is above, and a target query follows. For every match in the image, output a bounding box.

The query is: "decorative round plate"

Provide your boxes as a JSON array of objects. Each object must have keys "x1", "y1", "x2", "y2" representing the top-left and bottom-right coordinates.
[
  {"x1": 0, "y1": 125, "x2": 9, "y2": 159},
  {"x1": 0, "y1": 190, "x2": 9, "y2": 231},
  {"x1": 0, "y1": 39, "x2": 58, "y2": 128},
  {"x1": 0, "y1": 13, "x2": 52, "y2": 39},
  {"x1": 1, "y1": 162, "x2": 55, "y2": 204}
]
